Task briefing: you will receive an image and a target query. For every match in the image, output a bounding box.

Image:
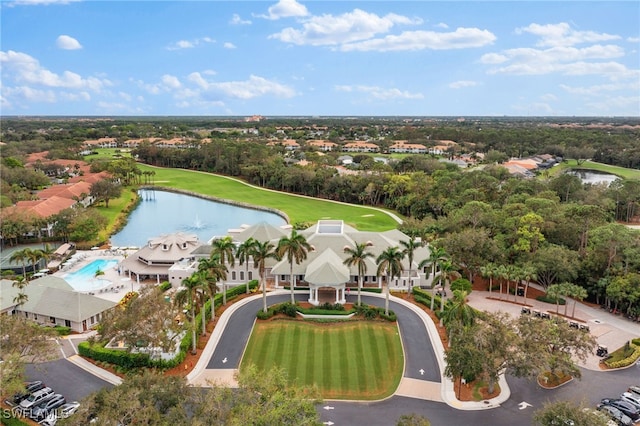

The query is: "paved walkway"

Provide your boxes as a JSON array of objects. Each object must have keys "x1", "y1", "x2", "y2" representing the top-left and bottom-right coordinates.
[{"x1": 62, "y1": 287, "x2": 637, "y2": 411}]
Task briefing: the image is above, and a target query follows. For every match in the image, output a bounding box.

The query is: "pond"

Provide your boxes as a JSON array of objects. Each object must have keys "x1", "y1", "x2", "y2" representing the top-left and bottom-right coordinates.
[
  {"x1": 110, "y1": 189, "x2": 287, "y2": 247},
  {"x1": 567, "y1": 169, "x2": 620, "y2": 186}
]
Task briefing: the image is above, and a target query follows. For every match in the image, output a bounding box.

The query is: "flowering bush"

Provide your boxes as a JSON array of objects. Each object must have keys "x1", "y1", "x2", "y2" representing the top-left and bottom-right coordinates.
[{"x1": 118, "y1": 291, "x2": 138, "y2": 309}]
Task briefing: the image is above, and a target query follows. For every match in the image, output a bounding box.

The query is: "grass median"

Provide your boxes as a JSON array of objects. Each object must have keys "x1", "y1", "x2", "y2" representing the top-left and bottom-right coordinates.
[{"x1": 241, "y1": 320, "x2": 404, "y2": 400}]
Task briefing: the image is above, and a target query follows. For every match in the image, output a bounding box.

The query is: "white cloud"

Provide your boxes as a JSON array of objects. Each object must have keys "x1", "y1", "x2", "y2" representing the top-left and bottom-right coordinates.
[
  {"x1": 449, "y1": 80, "x2": 478, "y2": 89},
  {"x1": 166, "y1": 37, "x2": 215, "y2": 51},
  {"x1": 585, "y1": 95, "x2": 640, "y2": 113},
  {"x1": 435, "y1": 22, "x2": 449, "y2": 29},
  {"x1": 259, "y1": 0, "x2": 309, "y2": 20},
  {"x1": 0, "y1": 50, "x2": 110, "y2": 91},
  {"x1": 516, "y1": 22, "x2": 621, "y2": 47},
  {"x1": 335, "y1": 84, "x2": 423, "y2": 100},
  {"x1": 161, "y1": 74, "x2": 182, "y2": 89},
  {"x1": 270, "y1": 9, "x2": 420, "y2": 46},
  {"x1": 539, "y1": 93, "x2": 557, "y2": 101},
  {"x1": 7, "y1": 0, "x2": 79, "y2": 6},
  {"x1": 4, "y1": 85, "x2": 57, "y2": 103},
  {"x1": 560, "y1": 81, "x2": 639, "y2": 95},
  {"x1": 223, "y1": 42, "x2": 236, "y2": 49},
  {"x1": 230, "y1": 13, "x2": 251, "y2": 25},
  {"x1": 56, "y1": 35, "x2": 82, "y2": 50},
  {"x1": 341, "y1": 27, "x2": 496, "y2": 52},
  {"x1": 627, "y1": 37, "x2": 640, "y2": 43},
  {"x1": 185, "y1": 73, "x2": 296, "y2": 99}
]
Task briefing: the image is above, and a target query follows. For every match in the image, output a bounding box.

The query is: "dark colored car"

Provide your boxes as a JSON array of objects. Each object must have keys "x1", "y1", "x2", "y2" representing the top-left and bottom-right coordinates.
[
  {"x1": 597, "y1": 404, "x2": 634, "y2": 426},
  {"x1": 600, "y1": 398, "x2": 640, "y2": 421},
  {"x1": 30, "y1": 394, "x2": 66, "y2": 421},
  {"x1": 5, "y1": 381, "x2": 45, "y2": 406}
]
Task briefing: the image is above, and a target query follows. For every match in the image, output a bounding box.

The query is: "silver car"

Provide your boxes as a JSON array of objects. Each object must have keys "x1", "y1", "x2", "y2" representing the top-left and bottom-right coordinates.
[{"x1": 18, "y1": 387, "x2": 54, "y2": 411}]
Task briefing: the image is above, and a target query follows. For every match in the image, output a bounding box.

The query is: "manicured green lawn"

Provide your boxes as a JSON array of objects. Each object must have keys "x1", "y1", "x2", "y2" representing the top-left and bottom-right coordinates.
[
  {"x1": 241, "y1": 320, "x2": 404, "y2": 400},
  {"x1": 546, "y1": 159, "x2": 640, "y2": 180},
  {"x1": 137, "y1": 164, "x2": 400, "y2": 231}
]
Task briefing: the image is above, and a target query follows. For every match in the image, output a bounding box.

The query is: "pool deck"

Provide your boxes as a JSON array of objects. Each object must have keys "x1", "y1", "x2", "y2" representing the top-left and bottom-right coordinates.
[{"x1": 52, "y1": 249, "x2": 142, "y2": 303}]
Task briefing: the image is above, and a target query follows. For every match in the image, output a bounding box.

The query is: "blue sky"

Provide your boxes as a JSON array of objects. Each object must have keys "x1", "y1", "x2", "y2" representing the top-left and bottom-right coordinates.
[{"x1": 1, "y1": 1, "x2": 638, "y2": 116}]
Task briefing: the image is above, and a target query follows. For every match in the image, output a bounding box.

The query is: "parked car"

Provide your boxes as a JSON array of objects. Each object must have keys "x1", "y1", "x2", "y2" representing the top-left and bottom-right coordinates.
[
  {"x1": 582, "y1": 408, "x2": 617, "y2": 426},
  {"x1": 30, "y1": 394, "x2": 66, "y2": 421},
  {"x1": 5, "y1": 381, "x2": 45, "y2": 406},
  {"x1": 628, "y1": 386, "x2": 640, "y2": 397},
  {"x1": 597, "y1": 404, "x2": 634, "y2": 426},
  {"x1": 621, "y1": 392, "x2": 640, "y2": 410},
  {"x1": 600, "y1": 398, "x2": 640, "y2": 421},
  {"x1": 18, "y1": 387, "x2": 54, "y2": 411},
  {"x1": 40, "y1": 402, "x2": 83, "y2": 426}
]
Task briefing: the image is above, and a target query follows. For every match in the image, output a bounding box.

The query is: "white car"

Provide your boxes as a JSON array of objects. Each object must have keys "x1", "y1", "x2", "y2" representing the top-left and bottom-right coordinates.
[
  {"x1": 18, "y1": 387, "x2": 54, "y2": 411},
  {"x1": 621, "y1": 392, "x2": 640, "y2": 410},
  {"x1": 39, "y1": 401, "x2": 81, "y2": 426}
]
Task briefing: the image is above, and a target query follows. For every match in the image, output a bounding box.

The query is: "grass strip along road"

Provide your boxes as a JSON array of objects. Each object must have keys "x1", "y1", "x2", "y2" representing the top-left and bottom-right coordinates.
[
  {"x1": 241, "y1": 320, "x2": 404, "y2": 400},
  {"x1": 138, "y1": 164, "x2": 400, "y2": 232}
]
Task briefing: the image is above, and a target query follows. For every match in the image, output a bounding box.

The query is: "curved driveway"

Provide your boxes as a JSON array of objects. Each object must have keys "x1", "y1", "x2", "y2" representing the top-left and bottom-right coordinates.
[{"x1": 201, "y1": 292, "x2": 440, "y2": 384}]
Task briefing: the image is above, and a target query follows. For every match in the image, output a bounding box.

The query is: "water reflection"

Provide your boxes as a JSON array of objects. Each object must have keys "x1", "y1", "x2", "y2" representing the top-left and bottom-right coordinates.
[
  {"x1": 110, "y1": 189, "x2": 287, "y2": 247},
  {"x1": 567, "y1": 170, "x2": 619, "y2": 186}
]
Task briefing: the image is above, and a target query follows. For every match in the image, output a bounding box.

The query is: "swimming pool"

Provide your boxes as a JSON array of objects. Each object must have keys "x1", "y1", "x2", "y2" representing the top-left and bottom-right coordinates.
[{"x1": 63, "y1": 259, "x2": 118, "y2": 292}]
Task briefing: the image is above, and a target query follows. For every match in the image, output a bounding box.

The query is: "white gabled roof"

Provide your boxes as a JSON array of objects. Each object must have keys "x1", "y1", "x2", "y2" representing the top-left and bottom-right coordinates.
[{"x1": 304, "y1": 249, "x2": 350, "y2": 285}]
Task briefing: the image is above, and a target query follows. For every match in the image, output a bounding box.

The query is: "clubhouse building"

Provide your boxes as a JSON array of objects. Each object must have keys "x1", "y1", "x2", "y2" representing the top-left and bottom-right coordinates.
[{"x1": 165, "y1": 220, "x2": 434, "y2": 305}]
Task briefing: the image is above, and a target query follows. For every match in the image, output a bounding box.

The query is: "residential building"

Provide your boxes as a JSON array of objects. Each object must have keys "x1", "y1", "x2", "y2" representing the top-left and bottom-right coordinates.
[{"x1": 343, "y1": 141, "x2": 379, "y2": 153}]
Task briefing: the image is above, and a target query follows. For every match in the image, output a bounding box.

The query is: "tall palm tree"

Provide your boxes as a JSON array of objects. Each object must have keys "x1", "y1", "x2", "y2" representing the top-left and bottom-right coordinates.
[
  {"x1": 37, "y1": 244, "x2": 55, "y2": 269},
  {"x1": 400, "y1": 237, "x2": 423, "y2": 290},
  {"x1": 441, "y1": 289, "x2": 476, "y2": 343},
  {"x1": 509, "y1": 265, "x2": 524, "y2": 304},
  {"x1": 519, "y1": 264, "x2": 537, "y2": 303},
  {"x1": 376, "y1": 246, "x2": 405, "y2": 316},
  {"x1": 211, "y1": 236, "x2": 235, "y2": 306},
  {"x1": 25, "y1": 248, "x2": 42, "y2": 277},
  {"x1": 496, "y1": 264, "x2": 509, "y2": 301},
  {"x1": 191, "y1": 269, "x2": 213, "y2": 336},
  {"x1": 343, "y1": 242, "x2": 374, "y2": 306},
  {"x1": 418, "y1": 247, "x2": 449, "y2": 311},
  {"x1": 480, "y1": 262, "x2": 498, "y2": 295},
  {"x1": 198, "y1": 256, "x2": 227, "y2": 322},
  {"x1": 236, "y1": 238, "x2": 258, "y2": 294},
  {"x1": 433, "y1": 259, "x2": 458, "y2": 325},
  {"x1": 12, "y1": 276, "x2": 29, "y2": 307},
  {"x1": 251, "y1": 240, "x2": 277, "y2": 313},
  {"x1": 9, "y1": 248, "x2": 31, "y2": 279},
  {"x1": 175, "y1": 275, "x2": 204, "y2": 355},
  {"x1": 571, "y1": 285, "x2": 588, "y2": 318},
  {"x1": 277, "y1": 230, "x2": 311, "y2": 304}
]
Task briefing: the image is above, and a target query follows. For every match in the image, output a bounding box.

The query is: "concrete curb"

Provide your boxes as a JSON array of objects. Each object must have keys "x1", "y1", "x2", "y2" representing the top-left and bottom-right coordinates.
[
  {"x1": 66, "y1": 355, "x2": 122, "y2": 386},
  {"x1": 186, "y1": 289, "x2": 289, "y2": 385}
]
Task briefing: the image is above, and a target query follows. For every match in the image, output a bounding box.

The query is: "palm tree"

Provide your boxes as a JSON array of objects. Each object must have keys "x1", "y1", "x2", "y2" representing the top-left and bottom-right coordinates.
[
  {"x1": 198, "y1": 256, "x2": 227, "y2": 322},
  {"x1": 509, "y1": 265, "x2": 524, "y2": 304},
  {"x1": 418, "y1": 247, "x2": 449, "y2": 311},
  {"x1": 175, "y1": 275, "x2": 204, "y2": 355},
  {"x1": 343, "y1": 242, "x2": 374, "y2": 306},
  {"x1": 277, "y1": 230, "x2": 311, "y2": 304},
  {"x1": 236, "y1": 238, "x2": 258, "y2": 294},
  {"x1": 496, "y1": 264, "x2": 509, "y2": 301},
  {"x1": 376, "y1": 246, "x2": 405, "y2": 316},
  {"x1": 400, "y1": 237, "x2": 423, "y2": 290},
  {"x1": 25, "y1": 248, "x2": 42, "y2": 277},
  {"x1": 251, "y1": 240, "x2": 277, "y2": 313},
  {"x1": 433, "y1": 259, "x2": 458, "y2": 325},
  {"x1": 480, "y1": 262, "x2": 498, "y2": 295},
  {"x1": 571, "y1": 285, "x2": 588, "y2": 318},
  {"x1": 9, "y1": 248, "x2": 31, "y2": 279},
  {"x1": 211, "y1": 236, "x2": 235, "y2": 306},
  {"x1": 12, "y1": 276, "x2": 29, "y2": 307},
  {"x1": 191, "y1": 269, "x2": 214, "y2": 336},
  {"x1": 37, "y1": 244, "x2": 55, "y2": 269},
  {"x1": 520, "y1": 264, "x2": 537, "y2": 303},
  {"x1": 441, "y1": 289, "x2": 476, "y2": 343}
]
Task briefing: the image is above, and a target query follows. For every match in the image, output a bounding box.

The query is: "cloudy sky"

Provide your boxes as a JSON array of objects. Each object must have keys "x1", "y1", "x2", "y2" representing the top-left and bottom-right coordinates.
[{"x1": 1, "y1": 0, "x2": 638, "y2": 116}]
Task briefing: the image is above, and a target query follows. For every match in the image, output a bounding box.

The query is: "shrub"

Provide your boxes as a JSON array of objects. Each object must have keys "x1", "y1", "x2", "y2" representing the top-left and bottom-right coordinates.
[
  {"x1": 604, "y1": 340, "x2": 640, "y2": 368},
  {"x1": 278, "y1": 302, "x2": 298, "y2": 317},
  {"x1": 159, "y1": 281, "x2": 172, "y2": 292},
  {"x1": 256, "y1": 309, "x2": 275, "y2": 320},
  {"x1": 536, "y1": 295, "x2": 566, "y2": 305},
  {"x1": 450, "y1": 278, "x2": 472, "y2": 294},
  {"x1": 52, "y1": 326, "x2": 72, "y2": 336}
]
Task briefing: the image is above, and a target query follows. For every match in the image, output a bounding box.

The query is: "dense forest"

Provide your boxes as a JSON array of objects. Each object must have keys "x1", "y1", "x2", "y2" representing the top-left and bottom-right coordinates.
[{"x1": 1, "y1": 117, "x2": 639, "y2": 317}]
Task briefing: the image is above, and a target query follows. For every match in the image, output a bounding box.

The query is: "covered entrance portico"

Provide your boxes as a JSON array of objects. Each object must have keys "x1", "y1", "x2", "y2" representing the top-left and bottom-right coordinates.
[
  {"x1": 303, "y1": 249, "x2": 350, "y2": 306},
  {"x1": 309, "y1": 285, "x2": 347, "y2": 305}
]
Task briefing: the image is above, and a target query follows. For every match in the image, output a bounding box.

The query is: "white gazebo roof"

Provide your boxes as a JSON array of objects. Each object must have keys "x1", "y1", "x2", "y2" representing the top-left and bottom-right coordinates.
[{"x1": 304, "y1": 249, "x2": 350, "y2": 286}]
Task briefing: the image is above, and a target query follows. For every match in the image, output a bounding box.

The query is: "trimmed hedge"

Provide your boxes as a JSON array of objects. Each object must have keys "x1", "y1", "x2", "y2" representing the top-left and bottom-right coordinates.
[
  {"x1": 159, "y1": 281, "x2": 172, "y2": 292},
  {"x1": 80, "y1": 280, "x2": 259, "y2": 371},
  {"x1": 604, "y1": 339, "x2": 640, "y2": 369},
  {"x1": 412, "y1": 287, "x2": 444, "y2": 310},
  {"x1": 536, "y1": 295, "x2": 566, "y2": 305}
]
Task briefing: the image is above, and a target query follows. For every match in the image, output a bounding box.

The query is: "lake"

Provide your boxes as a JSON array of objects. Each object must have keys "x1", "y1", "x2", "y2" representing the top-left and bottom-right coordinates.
[
  {"x1": 110, "y1": 189, "x2": 287, "y2": 247},
  {"x1": 567, "y1": 170, "x2": 620, "y2": 186}
]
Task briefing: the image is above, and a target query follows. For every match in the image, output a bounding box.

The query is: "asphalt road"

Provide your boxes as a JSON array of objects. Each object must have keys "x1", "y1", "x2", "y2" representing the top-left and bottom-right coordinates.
[{"x1": 25, "y1": 293, "x2": 640, "y2": 425}]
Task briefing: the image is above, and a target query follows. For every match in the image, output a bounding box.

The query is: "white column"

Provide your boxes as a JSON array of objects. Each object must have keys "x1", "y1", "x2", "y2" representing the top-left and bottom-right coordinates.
[{"x1": 335, "y1": 288, "x2": 340, "y2": 304}]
